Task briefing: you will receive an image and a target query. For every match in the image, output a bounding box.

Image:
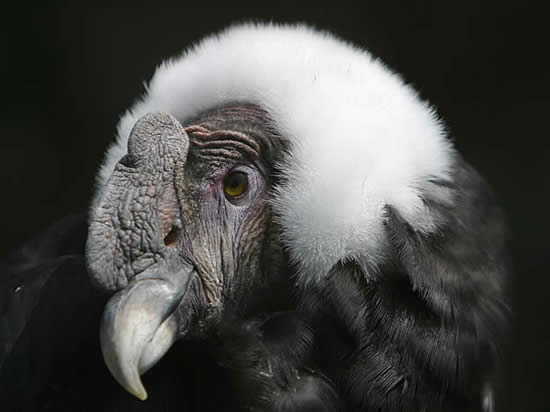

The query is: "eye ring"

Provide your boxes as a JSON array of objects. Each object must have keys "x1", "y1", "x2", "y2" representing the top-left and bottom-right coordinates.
[{"x1": 223, "y1": 170, "x2": 249, "y2": 200}]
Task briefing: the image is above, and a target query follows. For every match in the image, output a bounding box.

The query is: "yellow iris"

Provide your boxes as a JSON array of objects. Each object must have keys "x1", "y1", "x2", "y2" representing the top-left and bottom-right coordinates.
[{"x1": 223, "y1": 171, "x2": 248, "y2": 198}]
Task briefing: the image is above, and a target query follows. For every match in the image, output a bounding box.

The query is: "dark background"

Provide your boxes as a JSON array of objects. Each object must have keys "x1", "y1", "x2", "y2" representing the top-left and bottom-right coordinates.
[{"x1": 1, "y1": 3, "x2": 548, "y2": 411}]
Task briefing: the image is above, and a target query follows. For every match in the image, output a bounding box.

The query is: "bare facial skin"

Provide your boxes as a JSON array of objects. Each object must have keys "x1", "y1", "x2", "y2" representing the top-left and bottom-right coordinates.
[
  {"x1": 86, "y1": 105, "x2": 288, "y2": 399},
  {"x1": 86, "y1": 105, "x2": 506, "y2": 411}
]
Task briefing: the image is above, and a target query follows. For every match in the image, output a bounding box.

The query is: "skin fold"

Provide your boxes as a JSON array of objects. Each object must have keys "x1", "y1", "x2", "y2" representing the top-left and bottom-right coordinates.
[
  {"x1": 84, "y1": 103, "x2": 506, "y2": 411},
  {"x1": 87, "y1": 105, "x2": 341, "y2": 410},
  {"x1": 0, "y1": 104, "x2": 506, "y2": 411}
]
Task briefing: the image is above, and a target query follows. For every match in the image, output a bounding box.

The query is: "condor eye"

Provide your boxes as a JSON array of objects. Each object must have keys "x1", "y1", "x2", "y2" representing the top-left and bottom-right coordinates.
[{"x1": 223, "y1": 171, "x2": 249, "y2": 199}]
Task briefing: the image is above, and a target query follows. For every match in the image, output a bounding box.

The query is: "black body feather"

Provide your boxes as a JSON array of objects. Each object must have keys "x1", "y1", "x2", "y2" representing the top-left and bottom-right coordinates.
[
  {"x1": 0, "y1": 156, "x2": 507, "y2": 411},
  {"x1": 0, "y1": 215, "x2": 340, "y2": 411},
  {"x1": 299, "y1": 156, "x2": 507, "y2": 411}
]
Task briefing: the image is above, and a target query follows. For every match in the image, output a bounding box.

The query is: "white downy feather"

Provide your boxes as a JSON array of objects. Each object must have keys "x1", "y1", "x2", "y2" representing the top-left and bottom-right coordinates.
[{"x1": 97, "y1": 23, "x2": 455, "y2": 284}]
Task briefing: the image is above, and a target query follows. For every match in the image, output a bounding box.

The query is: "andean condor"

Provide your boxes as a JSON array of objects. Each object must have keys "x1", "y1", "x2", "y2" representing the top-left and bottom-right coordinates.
[{"x1": 0, "y1": 23, "x2": 508, "y2": 411}]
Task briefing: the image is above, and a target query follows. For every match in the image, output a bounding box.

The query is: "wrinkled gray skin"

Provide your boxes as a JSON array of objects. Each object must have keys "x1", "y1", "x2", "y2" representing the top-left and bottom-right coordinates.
[{"x1": 86, "y1": 105, "x2": 287, "y2": 399}]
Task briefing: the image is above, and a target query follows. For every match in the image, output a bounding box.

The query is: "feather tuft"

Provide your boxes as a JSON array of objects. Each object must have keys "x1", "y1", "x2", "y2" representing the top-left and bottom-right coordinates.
[{"x1": 97, "y1": 23, "x2": 455, "y2": 284}]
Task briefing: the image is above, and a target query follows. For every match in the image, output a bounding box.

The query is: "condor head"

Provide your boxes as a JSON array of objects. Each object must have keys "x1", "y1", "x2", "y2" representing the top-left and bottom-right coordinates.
[{"x1": 86, "y1": 106, "x2": 288, "y2": 400}]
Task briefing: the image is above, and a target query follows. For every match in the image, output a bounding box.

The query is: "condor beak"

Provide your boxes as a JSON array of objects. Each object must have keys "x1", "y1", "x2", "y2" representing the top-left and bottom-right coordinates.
[{"x1": 99, "y1": 263, "x2": 193, "y2": 400}]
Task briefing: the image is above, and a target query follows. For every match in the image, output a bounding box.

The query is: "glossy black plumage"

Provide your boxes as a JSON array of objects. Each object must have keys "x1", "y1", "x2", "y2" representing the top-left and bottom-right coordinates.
[
  {"x1": 0, "y1": 214, "x2": 340, "y2": 411},
  {"x1": 0, "y1": 154, "x2": 507, "y2": 411},
  {"x1": 298, "y1": 155, "x2": 507, "y2": 412}
]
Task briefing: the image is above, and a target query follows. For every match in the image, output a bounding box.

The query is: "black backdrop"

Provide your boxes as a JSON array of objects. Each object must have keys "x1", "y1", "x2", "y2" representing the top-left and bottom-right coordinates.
[{"x1": 1, "y1": 4, "x2": 548, "y2": 411}]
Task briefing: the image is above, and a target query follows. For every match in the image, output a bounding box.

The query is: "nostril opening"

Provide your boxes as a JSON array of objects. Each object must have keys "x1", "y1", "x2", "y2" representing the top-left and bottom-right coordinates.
[{"x1": 163, "y1": 226, "x2": 181, "y2": 247}]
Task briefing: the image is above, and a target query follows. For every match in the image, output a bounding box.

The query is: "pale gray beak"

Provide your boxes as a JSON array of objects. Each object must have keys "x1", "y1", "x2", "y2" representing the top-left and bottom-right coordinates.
[{"x1": 99, "y1": 263, "x2": 193, "y2": 400}]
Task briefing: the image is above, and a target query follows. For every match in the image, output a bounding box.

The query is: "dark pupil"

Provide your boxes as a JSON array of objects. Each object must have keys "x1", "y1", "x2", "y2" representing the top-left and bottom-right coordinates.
[
  {"x1": 224, "y1": 172, "x2": 248, "y2": 193},
  {"x1": 227, "y1": 173, "x2": 243, "y2": 188}
]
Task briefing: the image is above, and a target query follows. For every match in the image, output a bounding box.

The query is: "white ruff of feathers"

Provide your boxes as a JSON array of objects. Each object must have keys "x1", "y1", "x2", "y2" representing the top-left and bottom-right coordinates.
[{"x1": 98, "y1": 23, "x2": 456, "y2": 285}]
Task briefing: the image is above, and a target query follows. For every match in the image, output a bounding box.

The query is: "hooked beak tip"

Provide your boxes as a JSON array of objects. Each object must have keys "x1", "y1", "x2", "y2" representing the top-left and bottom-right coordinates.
[
  {"x1": 100, "y1": 337, "x2": 149, "y2": 401},
  {"x1": 100, "y1": 311, "x2": 179, "y2": 402},
  {"x1": 99, "y1": 272, "x2": 189, "y2": 401},
  {"x1": 110, "y1": 365, "x2": 148, "y2": 400},
  {"x1": 128, "y1": 382, "x2": 148, "y2": 401}
]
